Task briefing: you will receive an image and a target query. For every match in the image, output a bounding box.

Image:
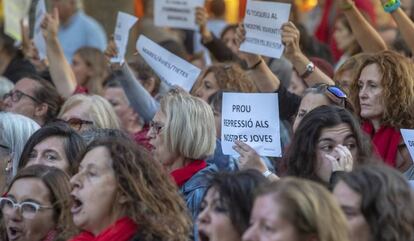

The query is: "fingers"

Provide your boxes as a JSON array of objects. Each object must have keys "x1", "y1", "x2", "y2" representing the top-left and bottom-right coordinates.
[
  {"x1": 234, "y1": 23, "x2": 246, "y2": 48},
  {"x1": 325, "y1": 154, "x2": 340, "y2": 171}
]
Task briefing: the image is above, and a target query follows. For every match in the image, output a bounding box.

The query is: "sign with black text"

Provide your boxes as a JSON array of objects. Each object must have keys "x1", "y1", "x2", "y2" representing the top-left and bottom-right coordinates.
[
  {"x1": 111, "y1": 12, "x2": 138, "y2": 64},
  {"x1": 401, "y1": 129, "x2": 414, "y2": 163},
  {"x1": 240, "y1": 0, "x2": 291, "y2": 59},
  {"x1": 221, "y1": 93, "x2": 281, "y2": 157},
  {"x1": 154, "y1": 0, "x2": 204, "y2": 30}
]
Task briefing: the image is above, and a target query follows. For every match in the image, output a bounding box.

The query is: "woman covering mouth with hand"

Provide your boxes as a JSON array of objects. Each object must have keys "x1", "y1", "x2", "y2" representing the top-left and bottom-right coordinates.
[
  {"x1": 0, "y1": 165, "x2": 76, "y2": 241},
  {"x1": 69, "y1": 130, "x2": 191, "y2": 241}
]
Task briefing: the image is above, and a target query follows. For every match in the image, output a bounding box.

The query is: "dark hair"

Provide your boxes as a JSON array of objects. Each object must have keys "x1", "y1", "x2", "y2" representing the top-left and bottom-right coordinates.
[
  {"x1": 81, "y1": 130, "x2": 191, "y2": 241},
  {"x1": 0, "y1": 27, "x2": 19, "y2": 57},
  {"x1": 336, "y1": 164, "x2": 414, "y2": 241},
  {"x1": 283, "y1": 105, "x2": 371, "y2": 183},
  {"x1": 18, "y1": 121, "x2": 86, "y2": 175},
  {"x1": 220, "y1": 24, "x2": 238, "y2": 39},
  {"x1": 29, "y1": 77, "x2": 63, "y2": 124},
  {"x1": 3, "y1": 165, "x2": 77, "y2": 240},
  {"x1": 128, "y1": 57, "x2": 161, "y2": 97},
  {"x1": 203, "y1": 170, "x2": 268, "y2": 236}
]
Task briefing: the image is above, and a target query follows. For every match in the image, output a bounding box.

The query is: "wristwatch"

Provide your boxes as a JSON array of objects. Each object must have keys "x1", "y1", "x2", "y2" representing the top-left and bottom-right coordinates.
[
  {"x1": 300, "y1": 61, "x2": 315, "y2": 79},
  {"x1": 262, "y1": 169, "x2": 273, "y2": 178}
]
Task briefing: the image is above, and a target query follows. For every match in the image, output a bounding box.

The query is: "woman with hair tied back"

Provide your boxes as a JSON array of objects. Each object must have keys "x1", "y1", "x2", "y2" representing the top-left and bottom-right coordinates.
[
  {"x1": 0, "y1": 165, "x2": 77, "y2": 241},
  {"x1": 69, "y1": 130, "x2": 191, "y2": 241},
  {"x1": 243, "y1": 177, "x2": 350, "y2": 241},
  {"x1": 333, "y1": 164, "x2": 414, "y2": 241}
]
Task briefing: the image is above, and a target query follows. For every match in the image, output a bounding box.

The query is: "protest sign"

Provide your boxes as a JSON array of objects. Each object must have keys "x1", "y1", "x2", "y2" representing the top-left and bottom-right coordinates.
[
  {"x1": 136, "y1": 35, "x2": 201, "y2": 92},
  {"x1": 154, "y1": 0, "x2": 204, "y2": 30},
  {"x1": 221, "y1": 92, "x2": 281, "y2": 157},
  {"x1": 111, "y1": 12, "x2": 138, "y2": 64},
  {"x1": 240, "y1": 0, "x2": 291, "y2": 59},
  {"x1": 401, "y1": 129, "x2": 414, "y2": 163},
  {"x1": 33, "y1": 0, "x2": 46, "y2": 60},
  {"x1": 3, "y1": 0, "x2": 32, "y2": 42}
]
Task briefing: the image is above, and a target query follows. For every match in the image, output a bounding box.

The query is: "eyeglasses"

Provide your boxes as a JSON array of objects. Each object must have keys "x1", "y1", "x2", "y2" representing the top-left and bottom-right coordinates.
[
  {"x1": 314, "y1": 84, "x2": 347, "y2": 107},
  {"x1": 56, "y1": 118, "x2": 94, "y2": 131},
  {"x1": 149, "y1": 120, "x2": 164, "y2": 135},
  {"x1": 0, "y1": 197, "x2": 54, "y2": 219},
  {"x1": 3, "y1": 90, "x2": 41, "y2": 103}
]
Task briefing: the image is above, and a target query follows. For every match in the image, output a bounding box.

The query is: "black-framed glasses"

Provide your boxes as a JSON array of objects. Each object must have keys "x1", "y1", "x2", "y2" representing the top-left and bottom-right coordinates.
[
  {"x1": 149, "y1": 120, "x2": 165, "y2": 135},
  {"x1": 0, "y1": 197, "x2": 54, "y2": 219},
  {"x1": 3, "y1": 90, "x2": 41, "y2": 104}
]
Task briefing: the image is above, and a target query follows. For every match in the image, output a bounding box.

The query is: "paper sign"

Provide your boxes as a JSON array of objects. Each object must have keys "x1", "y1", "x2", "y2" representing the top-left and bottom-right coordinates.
[
  {"x1": 33, "y1": 0, "x2": 46, "y2": 60},
  {"x1": 400, "y1": 129, "x2": 414, "y2": 163},
  {"x1": 111, "y1": 12, "x2": 138, "y2": 64},
  {"x1": 136, "y1": 35, "x2": 201, "y2": 92},
  {"x1": 3, "y1": 0, "x2": 32, "y2": 42},
  {"x1": 239, "y1": 0, "x2": 291, "y2": 59},
  {"x1": 221, "y1": 93, "x2": 281, "y2": 157},
  {"x1": 154, "y1": 0, "x2": 204, "y2": 30}
]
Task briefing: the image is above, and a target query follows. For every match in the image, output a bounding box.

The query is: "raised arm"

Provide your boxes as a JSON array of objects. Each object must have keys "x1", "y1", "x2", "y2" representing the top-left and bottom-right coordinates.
[
  {"x1": 281, "y1": 22, "x2": 334, "y2": 86},
  {"x1": 42, "y1": 8, "x2": 77, "y2": 99},
  {"x1": 340, "y1": 0, "x2": 387, "y2": 53},
  {"x1": 379, "y1": 0, "x2": 414, "y2": 53}
]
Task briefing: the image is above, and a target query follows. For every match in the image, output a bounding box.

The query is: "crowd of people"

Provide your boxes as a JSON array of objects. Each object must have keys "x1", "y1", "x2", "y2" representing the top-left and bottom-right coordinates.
[{"x1": 1, "y1": 0, "x2": 414, "y2": 240}]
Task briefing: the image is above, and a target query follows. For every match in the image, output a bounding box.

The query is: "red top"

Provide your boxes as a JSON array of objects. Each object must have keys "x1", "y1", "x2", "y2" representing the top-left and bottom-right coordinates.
[
  {"x1": 171, "y1": 160, "x2": 207, "y2": 187},
  {"x1": 74, "y1": 85, "x2": 88, "y2": 95},
  {"x1": 68, "y1": 217, "x2": 138, "y2": 241},
  {"x1": 362, "y1": 121, "x2": 400, "y2": 167}
]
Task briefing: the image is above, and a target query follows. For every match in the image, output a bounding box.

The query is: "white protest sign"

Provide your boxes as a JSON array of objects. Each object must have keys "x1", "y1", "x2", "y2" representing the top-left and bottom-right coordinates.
[
  {"x1": 154, "y1": 0, "x2": 204, "y2": 30},
  {"x1": 33, "y1": 0, "x2": 46, "y2": 60},
  {"x1": 400, "y1": 129, "x2": 414, "y2": 163},
  {"x1": 3, "y1": 0, "x2": 32, "y2": 42},
  {"x1": 240, "y1": 0, "x2": 291, "y2": 59},
  {"x1": 111, "y1": 12, "x2": 138, "y2": 64},
  {"x1": 221, "y1": 93, "x2": 281, "y2": 157},
  {"x1": 136, "y1": 35, "x2": 201, "y2": 92}
]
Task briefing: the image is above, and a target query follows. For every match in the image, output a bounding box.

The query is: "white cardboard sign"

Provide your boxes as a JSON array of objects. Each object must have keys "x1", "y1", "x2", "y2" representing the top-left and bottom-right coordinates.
[
  {"x1": 3, "y1": 0, "x2": 32, "y2": 42},
  {"x1": 136, "y1": 35, "x2": 201, "y2": 92},
  {"x1": 400, "y1": 129, "x2": 414, "y2": 163},
  {"x1": 33, "y1": 0, "x2": 46, "y2": 60},
  {"x1": 154, "y1": 0, "x2": 204, "y2": 30},
  {"x1": 240, "y1": 0, "x2": 291, "y2": 59},
  {"x1": 111, "y1": 12, "x2": 138, "y2": 64},
  {"x1": 221, "y1": 92, "x2": 281, "y2": 157}
]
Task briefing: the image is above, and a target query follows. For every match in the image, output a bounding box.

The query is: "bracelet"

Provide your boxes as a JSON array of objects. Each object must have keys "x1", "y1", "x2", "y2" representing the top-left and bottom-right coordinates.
[
  {"x1": 247, "y1": 59, "x2": 263, "y2": 70},
  {"x1": 262, "y1": 169, "x2": 273, "y2": 178},
  {"x1": 339, "y1": 2, "x2": 354, "y2": 11},
  {"x1": 383, "y1": 0, "x2": 401, "y2": 13}
]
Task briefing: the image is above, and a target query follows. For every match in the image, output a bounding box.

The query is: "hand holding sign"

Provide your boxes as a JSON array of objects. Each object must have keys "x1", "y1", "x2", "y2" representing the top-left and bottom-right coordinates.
[
  {"x1": 195, "y1": 7, "x2": 213, "y2": 42},
  {"x1": 111, "y1": 12, "x2": 138, "y2": 64},
  {"x1": 235, "y1": 23, "x2": 263, "y2": 69},
  {"x1": 233, "y1": 140, "x2": 268, "y2": 173},
  {"x1": 281, "y1": 21, "x2": 302, "y2": 62}
]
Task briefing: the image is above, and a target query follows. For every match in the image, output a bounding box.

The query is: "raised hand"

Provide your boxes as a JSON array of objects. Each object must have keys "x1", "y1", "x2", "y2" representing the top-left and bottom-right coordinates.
[
  {"x1": 281, "y1": 21, "x2": 302, "y2": 62},
  {"x1": 233, "y1": 140, "x2": 268, "y2": 173},
  {"x1": 41, "y1": 8, "x2": 60, "y2": 41},
  {"x1": 325, "y1": 144, "x2": 354, "y2": 172}
]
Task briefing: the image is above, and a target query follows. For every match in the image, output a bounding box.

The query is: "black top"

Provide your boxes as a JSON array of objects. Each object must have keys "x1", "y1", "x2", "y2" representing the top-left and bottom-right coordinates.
[{"x1": 3, "y1": 53, "x2": 37, "y2": 83}]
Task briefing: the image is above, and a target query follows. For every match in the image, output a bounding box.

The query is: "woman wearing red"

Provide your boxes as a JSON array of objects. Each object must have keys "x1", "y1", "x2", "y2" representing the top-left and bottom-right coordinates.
[
  {"x1": 69, "y1": 130, "x2": 191, "y2": 241},
  {"x1": 350, "y1": 50, "x2": 414, "y2": 179}
]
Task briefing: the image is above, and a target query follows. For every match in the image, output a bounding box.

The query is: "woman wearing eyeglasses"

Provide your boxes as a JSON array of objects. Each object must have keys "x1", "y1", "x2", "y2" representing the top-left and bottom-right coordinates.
[
  {"x1": 283, "y1": 105, "x2": 372, "y2": 186},
  {"x1": 349, "y1": 50, "x2": 414, "y2": 179},
  {"x1": 0, "y1": 165, "x2": 76, "y2": 241},
  {"x1": 147, "y1": 88, "x2": 217, "y2": 231},
  {"x1": 17, "y1": 122, "x2": 86, "y2": 176}
]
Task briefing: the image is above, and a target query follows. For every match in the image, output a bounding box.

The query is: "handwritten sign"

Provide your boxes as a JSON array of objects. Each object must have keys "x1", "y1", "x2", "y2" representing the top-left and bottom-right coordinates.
[
  {"x1": 401, "y1": 129, "x2": 414, "y2": 163},
  {"x1": 240, "y1": 1, "x2": 291, "y2": 59},
  {"x1": 136, "y1": 35, "x2": 201, "y2": 92},
  {"x1": 154, "y1": 0, "x2": 204, "y2": 30},
  {"x1": 3, "y1": 0, "x2": 32, "y2": 42},
  {"x1": 111, "y1": 12, "x2": 138, "y2": 64},
  {"x1": 33, "y1": 0, "x2": 46, "y2": 60},
  {"x1": 221, "y1": 92, "x2": 281, "y2": 157}
]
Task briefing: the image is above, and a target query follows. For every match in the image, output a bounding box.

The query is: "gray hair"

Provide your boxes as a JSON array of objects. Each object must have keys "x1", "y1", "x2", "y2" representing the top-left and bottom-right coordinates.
[
  {"x1": 0, "y1": 112, "x2": 40, "y2": 179},
  {"x1": 0, "y1": 77, "x2": 14, "y2": 99}
]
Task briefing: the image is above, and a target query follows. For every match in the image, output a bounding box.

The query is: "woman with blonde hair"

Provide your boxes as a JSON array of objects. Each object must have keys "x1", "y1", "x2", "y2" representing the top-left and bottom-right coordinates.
[
  {"x1": 243, "y1": 177, "x2": 350, "y2": 241},
  {"x1": 70, "y1": 130, "x2": 191, "y2": 241},
  {"x1": 349, "y1": 50, "x2": 414, "y2": 177},
  {"x1": 58, "y1": 94, "x2": 120, "y2": 132},
  {"x1": 0, "y1": 165, "x2": 77, "y2": 241}
]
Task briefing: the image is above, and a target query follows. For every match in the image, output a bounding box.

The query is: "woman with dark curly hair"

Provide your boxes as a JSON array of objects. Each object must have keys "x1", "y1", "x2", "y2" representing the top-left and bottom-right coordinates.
[
  {"x1": 69, "y1": 130, "x2": 191, "y2": 241},
  {"x1": 192, "y1": 63, "x2": 257, "y2": 102},
  {"x1": 333, "y1": 164, "x2": 414, "y2": 241},
  {"x1": 283, "y1": 105, "x2": 372, "y2": 186},
  {"x1": 197, "y1": 170, "x2": 268, "y2": 241},
  {"x1": 349, "y1": 50, "x2": 414, "y2": 177}
]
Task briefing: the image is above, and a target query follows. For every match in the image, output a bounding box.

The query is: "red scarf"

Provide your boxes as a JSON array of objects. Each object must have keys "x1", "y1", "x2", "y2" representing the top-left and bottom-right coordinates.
[
  {"x1": 170, "y1": 160, "x2": 207, "y2": 187},
  {"x1": 42, "y1": 230, "x2": 57, "y2": 241},
  {"x1": 69, "y1": 217, "x2": 138, "y2": 241},
  {"x1": 362, "y1": 121, "x2": 401, "y2": 167}
]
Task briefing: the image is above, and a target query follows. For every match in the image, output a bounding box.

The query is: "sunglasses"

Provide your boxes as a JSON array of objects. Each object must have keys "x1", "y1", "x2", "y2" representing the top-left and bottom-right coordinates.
[
  {"x1": 314, "y1": 84, "x2": 347, "y2": 107},
  {"x1": 56, "y1": 118, "x2": 94, "y2": 131}
]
